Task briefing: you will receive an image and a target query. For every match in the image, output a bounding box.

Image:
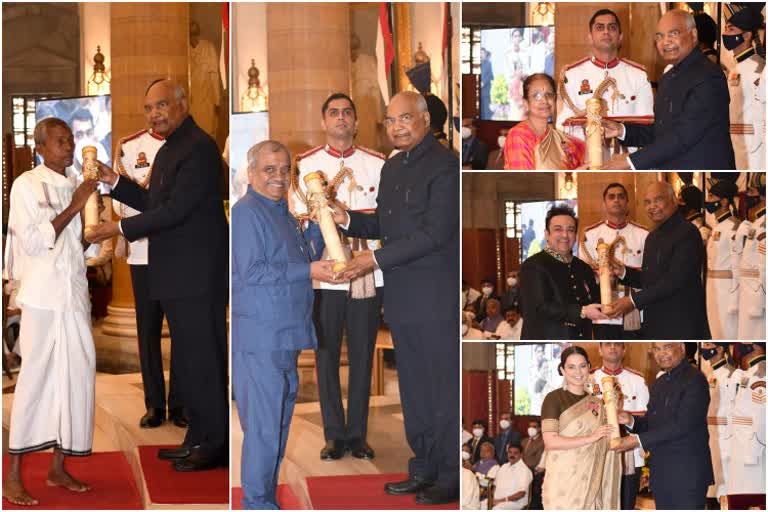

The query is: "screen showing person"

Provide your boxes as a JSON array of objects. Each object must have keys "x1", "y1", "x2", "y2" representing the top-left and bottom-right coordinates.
[
  {"x1": 519, "y1": 200, "x2": 578, "y2": 261},
  {"x1": 514, "y1": 343, "x2": 571, "y2": 415},
  {"x1": 479, "y1": 26, "x2": 555, "y2": 121}
]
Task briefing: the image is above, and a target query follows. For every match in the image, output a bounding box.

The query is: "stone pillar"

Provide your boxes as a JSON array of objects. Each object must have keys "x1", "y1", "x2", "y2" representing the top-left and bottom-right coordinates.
[
  {"x1": 266, "y1": 2, "x2": 350, "y2": 157},
  {"x1": 393, "y1": 3, "x2": 413, "y2": 94},
  {"x1": 99, "y1": 2, "x2": 188, "y2": 370}
]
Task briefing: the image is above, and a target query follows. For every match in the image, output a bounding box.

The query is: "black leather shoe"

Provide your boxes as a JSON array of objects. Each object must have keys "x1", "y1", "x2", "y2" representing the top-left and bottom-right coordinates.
[
  {"x1": 415, "y1": 485, "x2": 459, "y2": 505},
  {"x1": 384, "y1": 478, "x2": 432, "y2": 495},
  {"x1": 168, "y1": 408, "x2": 189, "y2": 428},
  {"x1": 347, "y1": 439, "x2": 375, "y2": 460},
  {"x1": 173, "y1": 447, "x2": 227, "y2": 472},
  {"x1": 320, "y1": 440, "x2": 345, "y2": 461},
  {"x1": 157, "y1": 445, "x2": 191, "y2": 461},
  {"x1": 140, "y1": 408, "x2": 166, "y2": 428}
]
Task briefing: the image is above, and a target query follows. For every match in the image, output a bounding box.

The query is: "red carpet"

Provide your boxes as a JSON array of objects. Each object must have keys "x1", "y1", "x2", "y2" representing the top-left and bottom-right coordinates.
[
  {"x1": 139, "y1": 445, "x2": 228, "y2": 505},
  {"x1": 2, "y1": 451, "x2": 141, "y2": 509},
  {"x1": 306, "y1": 473, "x2": 457, "y2": 510},
  {"x1": 231, "y1": 485, "x2": 302, "y2": 510}
]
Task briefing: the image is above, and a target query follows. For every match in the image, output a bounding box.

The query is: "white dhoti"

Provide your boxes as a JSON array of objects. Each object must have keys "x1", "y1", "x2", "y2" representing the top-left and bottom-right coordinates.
[{"x1": 8, "y1": 306, "x2": 95, "y2": 456}]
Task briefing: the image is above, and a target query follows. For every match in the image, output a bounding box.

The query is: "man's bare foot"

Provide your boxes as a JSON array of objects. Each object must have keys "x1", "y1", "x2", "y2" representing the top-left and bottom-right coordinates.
[
  {"x1": 2, "y1": 477, "x2": 39, "y2": 506},
  {"x1": 46, "y1": 468, "x2": 91, "y2": 493}
]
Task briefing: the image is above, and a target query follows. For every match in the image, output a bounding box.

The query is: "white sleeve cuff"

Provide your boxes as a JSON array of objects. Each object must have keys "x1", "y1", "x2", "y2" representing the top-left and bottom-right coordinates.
[
  {"x1": 618, "y1": 124, "x2": 627, "y2": 140},
  {"x1": 627, "y1": 155, "x2": 636, "y2": 170},
  {"x1": 340, "y1": 211, "x2": 350, "y2": 230},
  {"x1": 113, "y1": 174, "x2": 120, "y2": 187},
  {"x1": 39, "y1": 222, "x2": 56, "y2": 249},
  {"x1": 118, "y1": 220, "x2": 124, "y2": 236},
  {"x1": 371, "y1": 250, "x2": 380, "y2": 270},
  {"x1": 631, "y1": 433, "x2": 643, "y2": 451}
]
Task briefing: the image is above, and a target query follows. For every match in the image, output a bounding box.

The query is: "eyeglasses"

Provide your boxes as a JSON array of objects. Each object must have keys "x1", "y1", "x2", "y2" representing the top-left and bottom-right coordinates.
[
  {"x1": 529, "y1": 92, "x2": 556, "y2": 102},
  {"x1": 654, "y1": 29, "x2": 688, "y2": 42},
  {"x1": 383, "y1": 112, "x2": 417, "y2": 127}
]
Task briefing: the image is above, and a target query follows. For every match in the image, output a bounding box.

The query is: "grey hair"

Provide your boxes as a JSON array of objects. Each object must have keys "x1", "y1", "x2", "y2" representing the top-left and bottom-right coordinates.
[
  {"x1": 658, "y1": 181, "x2": 677, "y2": 200},
  {"x1": 669, "y1": 9, "x2": 696, "y2": 32},
  {"x1": 145, "y1": 79, "x2": 187, "y2": 102},
  {"x1": 33, "y1": 117, "x2": 70, "y2": 146},
  {"x1": 393, "y1": 90, "x2": 428, "y2": 113},
  {"x1": 247, "y1": 140, "x2": 290, "y2": 169}
]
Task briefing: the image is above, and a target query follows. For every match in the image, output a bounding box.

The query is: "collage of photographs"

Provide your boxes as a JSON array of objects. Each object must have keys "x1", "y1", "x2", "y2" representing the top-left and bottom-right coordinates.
[{"x1": 0, "y1": 1, "x2": 765, "y2": 511}]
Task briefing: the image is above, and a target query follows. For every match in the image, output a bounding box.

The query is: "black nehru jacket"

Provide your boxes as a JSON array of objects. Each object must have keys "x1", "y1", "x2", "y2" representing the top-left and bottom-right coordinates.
[
  {"x1": 620, "y1": 212, "x2": 711, "y2": 339},
  {"x1": 628, "y1": 359, "x2": 713, "y2": 508},
  {"x1": 519, "y1": 250, "x2": 600, "y2": 340},
  {"x1": 112, "y1": 116, "x2": 228, "y2": 301},
  {"x1": 624, "y1": 47, "x2": 735, "y2": 170}
]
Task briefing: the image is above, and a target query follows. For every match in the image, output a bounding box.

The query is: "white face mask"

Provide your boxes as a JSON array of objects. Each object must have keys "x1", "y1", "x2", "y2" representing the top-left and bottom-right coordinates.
[
  {"x1": 498, "y1": 135, "x2": 507, "y2": 148},
  {"x1": 482, "y1": 286, "x2": 493, "y2": 296},
  {"x1": 461, "y1": 450, "x2": 471, "y2": 461},
  {"x1": 473, "y1": 428, "x2": 484, "y2": 438},
  {"x1": 499, "y1": 419, "x2": 511, "y2": 430},
  {"x1": 462, "y1": 324, "x2": 469, "y2": 336},
  {"x1": 528, "y1": 427, "x2": 538, "y2": 438},
  {"x1": 461, "y1": 126, "x2": 472, "y2": 139},
  {"x1": 507, "y1": 277, "x2": 518, "y2": 287}
]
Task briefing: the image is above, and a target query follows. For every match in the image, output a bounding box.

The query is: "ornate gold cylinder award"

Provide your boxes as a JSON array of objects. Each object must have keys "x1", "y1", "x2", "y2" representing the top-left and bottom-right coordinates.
[
  {"x1": 303, "y1": 171, "x2": 349, "y2": 273},
  {"x1": 585, "y1": 97, "x2": 604, "y2": 170},
  {"x1": 601, "y1": 376, "x2": 622, "y2": 449},
  {"x1": 81, "y1": 145, "x2": 100, "y2": 235},
  {"x1": 596, "y1": 237, "x2": 613, "y2": 314}
]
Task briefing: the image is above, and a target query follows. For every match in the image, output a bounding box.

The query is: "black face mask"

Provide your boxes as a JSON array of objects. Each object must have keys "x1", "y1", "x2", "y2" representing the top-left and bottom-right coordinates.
[
  {"x1": 745, "y1": 195, "x2": 761, "y2": 211},
  {"x1": 700, "y1": 347, "x2": 718, "y2": 360},
  {"x1": 704, "y1": 200, "x2": 721, "y2": 214},
  {"x1": 741, "y1": 343, "x2": 755, "y2": 356},
  {"x1": 723, "y1": 33, "x2": 746, "y2": 51}
]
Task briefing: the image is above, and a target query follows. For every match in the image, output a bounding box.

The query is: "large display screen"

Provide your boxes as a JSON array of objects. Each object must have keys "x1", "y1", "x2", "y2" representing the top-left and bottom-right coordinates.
[
  {"x1": 519, "y1": 199, "x2": 578, "y2": 261},
  {"x1": 478, "y1": 26, "x2": 554, "y2": 121},
  {"x1": 513, "y1": 342, "x2": 571, "y2": 416},
  {"x1": 36, "y1": 95, "x2": 112, "y2": 172}
]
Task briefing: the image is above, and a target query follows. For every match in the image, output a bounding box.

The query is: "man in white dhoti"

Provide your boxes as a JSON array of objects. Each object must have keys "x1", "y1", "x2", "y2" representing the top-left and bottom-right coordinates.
[{"x1": 2, "y1": 118, "x2": 98, "y2": 506}]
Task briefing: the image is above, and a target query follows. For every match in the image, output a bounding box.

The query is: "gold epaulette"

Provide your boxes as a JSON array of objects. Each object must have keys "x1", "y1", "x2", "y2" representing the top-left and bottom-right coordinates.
[
  {"x1": 356, "y1": 146, "x2": 386, "y2": 160},
  {"x1": 620, "y1": 58, "x2": 647, "y2": 73},
  {"x1": 296, "y1": 146, "x2": 324, "y2": 162}
]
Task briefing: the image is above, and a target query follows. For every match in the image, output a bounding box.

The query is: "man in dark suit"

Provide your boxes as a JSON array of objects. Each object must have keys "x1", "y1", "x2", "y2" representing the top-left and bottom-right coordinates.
[
  {"x1": 602, "y1": 9, "x2": 735, "y2": 170},
  {"x1": 519, "y1": 205, "x2": 607, "y2": 340},
  {"x1": 87, "y1": 79, "x2": 228, "y2": 471},
  {"x1": 614, "y1": 342, "x2": 713, "y2": 510},
  {"x1": 493, "y1": 413, "x2": 521, "y2": 465},
  {"x1": 332, "y1": 90, "x2": 459, "y2": 505},
  {"x1": 461, "y1": 117, "x2": 489, "y2": 170},
  {"x1": 609, "y1": 181, "x2": 711, "y2": 339}
]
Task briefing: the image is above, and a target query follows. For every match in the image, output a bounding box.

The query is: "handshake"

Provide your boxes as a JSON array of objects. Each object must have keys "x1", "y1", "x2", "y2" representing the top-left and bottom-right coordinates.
[{"x1": 607, "y1": 410, "x2": 641, "y2": 453}]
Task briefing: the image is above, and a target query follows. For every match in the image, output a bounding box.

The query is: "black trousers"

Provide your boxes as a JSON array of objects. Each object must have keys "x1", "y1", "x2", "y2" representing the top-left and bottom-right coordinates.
[
  {"x1": 621, "y1": 471, "x2": 640, "y2": 510},
  {"x1": 594, "y1": 324, "x2": 643, "y2": 340},
  {"x1": 162, "y1": 295, "x2": 229, "y2": 453},
  {"x1": 529, "y1": 470, "x2": 544, "y2": 510},
  {"x1": 653, "y1": 483, "x2": 707, "y2": 510},
  {"x1": 129, "y1": 265, "x2": 180, "y2": 411},
  {"x1": 314, "y1": 288, "x2": 381, "y2": 442},
  {"x1": 389, "y1": 320, "x2": 459, "y2": 491}
]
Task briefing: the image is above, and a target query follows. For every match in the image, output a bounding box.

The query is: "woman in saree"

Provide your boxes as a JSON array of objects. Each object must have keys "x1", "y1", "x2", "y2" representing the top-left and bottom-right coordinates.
[
  {"x1": 503, "y1": 73, "x2": 586, "y2": 170},
  {"x1": 540, "y1": 346, "x2": 621, "y2": 510}
]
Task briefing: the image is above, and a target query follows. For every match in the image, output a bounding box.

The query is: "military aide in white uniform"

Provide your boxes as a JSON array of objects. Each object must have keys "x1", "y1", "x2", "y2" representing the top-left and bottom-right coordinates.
[
  {"x1": 112, "y1": 128, "x2": 184, "y2": 427},
  {"x1": 581, "y1": 183, "x2": 647, "y2": 339},
  {"x1": 699, "y1": 343, "x2": 735, "y2": 500},
  {"x1": 590, "y1": 346, "x2": 649, "y2": 511},
  {"x1": 734, "y1": 175, "x2": 765, "y2": 340},
  {"x1": 726, "y1": 345, "x2": 765, "y2": 495},
  {"x1": 704, "y1": 180, "x2": 741, "y2": 340},
  {"x1": 289, "y1": 92, "x2": 386, "y2": 460},
  {"x1": 3, "y1": 119, "x2": 97, "y2": 504},
  {"x1": 556, "y1": 10, "x2": 653, "y2": 159},
  {"x1": 723, "y1": 7, "x2": 766, "y2": 170}
]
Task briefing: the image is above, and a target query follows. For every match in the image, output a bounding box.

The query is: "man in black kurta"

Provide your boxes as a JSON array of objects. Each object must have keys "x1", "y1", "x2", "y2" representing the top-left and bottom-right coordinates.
[
  {"x1": 610, "y1": 182, "x2": 711, "y2": 339},
  {"x1": 87, "y1": 80, "x2": 229, "y2": 471},
  {"x1": 519, "y1": 206, "x2": 605, "y2": 340},
  {"x1": 333, "y1": 91, "x2": 459, "y2": 505}
]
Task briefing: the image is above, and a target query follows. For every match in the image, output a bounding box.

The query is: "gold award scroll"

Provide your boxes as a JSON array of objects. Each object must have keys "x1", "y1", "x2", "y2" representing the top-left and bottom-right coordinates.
[
  {"x1": 304, "y1": 171, "x2": 349, "y2": 273},
  {"x1": 81, "y1": 145, "x2": 100, "y2": 235},
  {"x1": 601, "y1": 376, "x2": 622, "y2": 449},
  {"x1": 585, "y1": 97, "x2": 604, "y2": 170},
  {"x1": 596, "y1": 237, "x2": 613, "y2": 315}
]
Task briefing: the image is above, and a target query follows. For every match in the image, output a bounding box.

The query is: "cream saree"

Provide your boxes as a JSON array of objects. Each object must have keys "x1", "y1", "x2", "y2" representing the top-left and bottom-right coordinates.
[{"x1": 541, "y1": 395, "x2": 621, "y2": 510}]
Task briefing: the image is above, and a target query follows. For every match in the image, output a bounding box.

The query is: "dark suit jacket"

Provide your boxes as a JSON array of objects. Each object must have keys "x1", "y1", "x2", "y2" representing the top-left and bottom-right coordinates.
[
  {"x1": 624, "y1": 47, "x2": 735, "y2": 170},
  {"x1": 494, "y1": 428, "x2": 522, "y2": 465},
  {"x1": 621, "y1": 213, "x2": 710, "y2": 339},
  {"x1": 519, "y1": 250, "x2": 600, "y2": 340},
  {"x1": 112, "y1": 116, "x2": 228, "y2": 302},
  {"x1": 344, "y1": 133, "x2": 459, "y2": 325},
  {"x1": 630, "y1": 360, "x2": 713, "y2": 497},
  {"x1": 462, "y1": 137, "x2": 489, "y2": 170},
  {"x1": 467, "y1": 434, "x2": 494, "y2": 464}
]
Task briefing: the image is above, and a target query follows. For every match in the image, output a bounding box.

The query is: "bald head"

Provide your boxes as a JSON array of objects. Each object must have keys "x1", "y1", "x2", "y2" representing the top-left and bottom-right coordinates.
[
  {"x1": 643, "y1": 181, "x2": 678, "y2": 225},
  {"x1": 143, "y1": 79, "x2": 188, "y2": 137},
  {"x1": 384, "y1": 91, "x2": 430, "y2": 151},
  {"x1": 655, "y1": 9, "x2": 698, "y2": 66}
]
